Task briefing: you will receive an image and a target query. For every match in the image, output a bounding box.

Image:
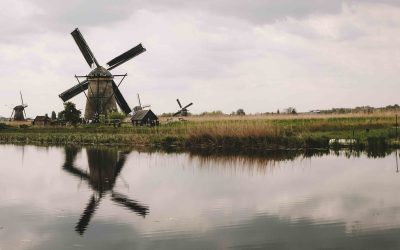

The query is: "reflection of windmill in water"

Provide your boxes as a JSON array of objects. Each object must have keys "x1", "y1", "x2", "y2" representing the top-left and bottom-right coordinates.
[
  {"x1": 62, "y1": 147, "x2": 149, "y2": 235},
  {"x1": 9, "y1": 91, "x2": 28, "y2": 121}
]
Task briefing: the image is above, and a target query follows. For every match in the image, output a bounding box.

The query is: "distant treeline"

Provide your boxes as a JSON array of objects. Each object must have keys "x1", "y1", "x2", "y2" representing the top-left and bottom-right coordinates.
[
  {"x1": 159, "y1": 104, "x2": 400, "y2": 117},
  {"x1": 312, "y1": 104, "x2": 400, "y2": 114}
]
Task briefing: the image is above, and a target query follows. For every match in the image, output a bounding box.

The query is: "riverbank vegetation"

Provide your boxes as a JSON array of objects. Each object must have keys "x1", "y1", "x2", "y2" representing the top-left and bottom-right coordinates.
[{"x1": 0, "y1": 113, "x2": 399, "y2": 151}]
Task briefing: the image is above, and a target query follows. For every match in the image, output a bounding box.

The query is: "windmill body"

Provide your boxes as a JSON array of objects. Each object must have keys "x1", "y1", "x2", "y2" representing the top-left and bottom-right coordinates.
[
  {"x1": 13, "y1": 105, "x2": 26, "y2": 121},
  {"x1": 84, "y1": 66, "x2": 118, "y2": 120},
  {"x1": 133, "y1": 93, "x2": 151, "y2": 113},
  {"x1": 10, "y1": 92, "x2": 28, "y2": 121},
  {"x1": 173, "y1": 99, "x2": 193, "y2": 117},
  {"x1": 59, "y1": 28, "x2": 146, "y2": 121}
]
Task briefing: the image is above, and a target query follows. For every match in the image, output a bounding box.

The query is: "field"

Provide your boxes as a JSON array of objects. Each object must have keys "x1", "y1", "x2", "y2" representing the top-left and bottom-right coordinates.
[{"x1": 0, "y1": 112, "x2": 399, "y2": 152}]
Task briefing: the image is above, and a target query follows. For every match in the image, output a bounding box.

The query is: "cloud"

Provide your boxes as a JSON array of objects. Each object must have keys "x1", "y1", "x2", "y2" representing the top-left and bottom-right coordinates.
[{"x1": 1, "y1": 1, "x2": 400, "y2": 116}]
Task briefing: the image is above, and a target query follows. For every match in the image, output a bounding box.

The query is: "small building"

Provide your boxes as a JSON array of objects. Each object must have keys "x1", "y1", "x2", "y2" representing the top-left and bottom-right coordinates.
[
  {"x1": 131, "y1": 110, "x2": 159, "y2": 126},
  {"x1": 33, "y1": 115, "x2": 51, "y2": 126}
]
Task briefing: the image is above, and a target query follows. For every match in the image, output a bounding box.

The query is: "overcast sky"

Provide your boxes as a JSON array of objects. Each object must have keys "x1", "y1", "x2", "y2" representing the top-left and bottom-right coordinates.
[{"x1": 1, "y1": 0, "x2": 400, "y2": 117}]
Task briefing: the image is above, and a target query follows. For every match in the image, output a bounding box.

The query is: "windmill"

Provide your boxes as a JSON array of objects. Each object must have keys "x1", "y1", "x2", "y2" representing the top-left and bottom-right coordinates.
[
  {"x1": 10, "y1": 91, "x2": 28, "y2": 121},
  {"x1": 173, "y1": 99, "x2": 193, "y2": 117},
  {"x1": 59, "y1": 28, "x2": 146, "y2": 121},
  {"x1": 62, "y1": 147, "x2": 149, "y2": 235},
  {"x1": 133, "y1": 93, "x2": 151, "y2": 113}
]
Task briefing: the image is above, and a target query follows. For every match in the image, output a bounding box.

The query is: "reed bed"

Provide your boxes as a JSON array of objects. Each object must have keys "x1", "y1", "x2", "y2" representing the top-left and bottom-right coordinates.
[{"x1": 0, "y1": 113, "x2": 399, "y2": 150}]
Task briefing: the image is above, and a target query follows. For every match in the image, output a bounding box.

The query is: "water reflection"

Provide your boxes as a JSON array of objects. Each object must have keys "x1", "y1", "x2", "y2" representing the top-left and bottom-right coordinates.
[
  {"x1": 62, "y1": 146, "x2": 149, "y2": 235},
  {"x1": 1, "y1": 144, "x2": 400, "y2": 249},
  {"x1": 185, "y1": 148, "x2": 395, "y2": 174}
]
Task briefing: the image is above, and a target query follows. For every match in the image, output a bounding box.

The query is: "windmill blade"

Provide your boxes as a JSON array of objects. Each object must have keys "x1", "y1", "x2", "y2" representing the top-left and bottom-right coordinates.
[
  {"x1": 107, "y1": 44, "x2": 146, "y2": 70},
  {"x1": 112, "y1": 81, "x2": 131, "y2": 114},
  {"x1": 23, "y1": 109, "x2": 27, "y2": 119},
  {"x1": 75, "y1": 195, "x2": 101, "y2": 235},
  {"x1": 173, "y1": 110, "x2": 181, "y2": 117},
  {"x1": 137, "y1": 94, "x2": 142, "y2": 107},
  {"x1": 59, "y1": 80, "x2": 89, "y2": 102},
  {"x1": 20, "y1": 91, "x2": 24, "y2": 105},
  {"x1": 142, "y1": 105, "x2": 150, "y2": 109},
  {"x1": 176, "y1": 99, "x2": 182, "y2": 108},
  {"x1": 111, "y1": 192, "x2": 149, "y2": 217},
  {"x1": 183, "y1": 102, "x2": 193, "y2": 110},
  {"x1": 62, "y1": 164, "x2": 90, "y2": 181},
  {"x1": 71, "y1": 28, "x2": 99, "y2": 68},
  {"x1": 10, "y1": 110, "x2": 14, "y2": 120},
  {"x1": 62, "y1": 147, "x2": 90, "y2": 180}
]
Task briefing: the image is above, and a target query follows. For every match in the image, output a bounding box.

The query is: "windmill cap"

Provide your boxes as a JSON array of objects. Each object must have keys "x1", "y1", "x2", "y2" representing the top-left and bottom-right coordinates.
[{"x1": 88, "y1": 66, "x2": 112, "y2": 77}]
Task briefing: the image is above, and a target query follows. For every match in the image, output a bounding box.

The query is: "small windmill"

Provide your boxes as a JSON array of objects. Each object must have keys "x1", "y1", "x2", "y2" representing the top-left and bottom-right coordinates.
[
  {"x1": 10, "y1": 91, "x2": 28, "y2": 121},
  {"x1": 62, "y1": 147, "x2": 149, "y2": 235},
  {"x1": 173, "y1": 99, "x2": 193, "y2": 117},
  {"x1": 133, "y1": 93, "x2": 151, "y2": 113},
  {"x1": 59, "y1": 28, "x2": 146, "y2": 121}
]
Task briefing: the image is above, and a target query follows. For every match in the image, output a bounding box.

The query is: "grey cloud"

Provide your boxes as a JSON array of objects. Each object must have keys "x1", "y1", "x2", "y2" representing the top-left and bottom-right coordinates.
[{"x1": 4, "y1": 0, "x2": 400, "y2": 42}]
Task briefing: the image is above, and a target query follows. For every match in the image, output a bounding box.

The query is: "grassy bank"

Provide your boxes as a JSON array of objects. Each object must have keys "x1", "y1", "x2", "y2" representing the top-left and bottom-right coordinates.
[{"x1": 1, "y1": 113, "x2": 399, "y2": 151}]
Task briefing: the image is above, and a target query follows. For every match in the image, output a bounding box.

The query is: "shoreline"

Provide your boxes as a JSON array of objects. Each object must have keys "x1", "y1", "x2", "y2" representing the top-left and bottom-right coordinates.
[{"x1": 0, "y1": 114, "x2": 398, "y2": 152}]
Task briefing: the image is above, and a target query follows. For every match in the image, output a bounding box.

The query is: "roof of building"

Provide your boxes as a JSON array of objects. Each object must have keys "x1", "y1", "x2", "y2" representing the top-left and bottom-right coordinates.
[
  {"x1": 34, "y1": 116, "x2": 51, "y2": 121},
  {"x1": 131, "y1": 110, "x2": 158, "y2": 121}
]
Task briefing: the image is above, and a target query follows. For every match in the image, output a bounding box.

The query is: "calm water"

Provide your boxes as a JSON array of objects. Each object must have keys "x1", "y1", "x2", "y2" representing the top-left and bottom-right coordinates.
[{"x1": 0, "y1": 145, "x2": 400, "y2": 249}]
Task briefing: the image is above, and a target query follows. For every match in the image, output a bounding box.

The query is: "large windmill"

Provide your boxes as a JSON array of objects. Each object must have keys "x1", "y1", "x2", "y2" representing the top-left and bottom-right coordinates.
[
  {"x1": 173, "y1": 99, "x2": 193, "y2": 117},
  {"x1": 62, "y1": 147, "x2": 149, "y2": 235},
  {"x1": 59, "y1": 28, "x2": 146, "y2": 121},
  {"x1": 10, "y1": 91, "x2": 28, "y2": 121}
]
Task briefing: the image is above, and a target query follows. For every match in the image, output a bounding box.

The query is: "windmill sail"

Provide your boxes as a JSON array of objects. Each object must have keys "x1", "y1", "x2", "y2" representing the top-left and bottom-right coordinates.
[
  {"x1": 71, "y1": 28, "x2": 99, "y2": 68},
  {"x1": 112, "y1": 81, "x2": 131, "y2": 114},
  {"x1": 20, "y1": 91, "x2": 24, "y2": 105},
  {"x1": 176, "y1": 99, "x2": 182, "y2": 108},
  {"x1": 183, "y1": 103, "x2": 193, "y2": 109},
  {"x1": 137, "y1": 94, "x2": 142, "y2": 107},
  {"x1": 75, "y1": 196, "x2": 101, "y2": 235},
  {"x1": 59, "y1": 80, "x2": 89, "y2": 102},
  {"x1": 111, "y1": 192, "x2": 149, "y2": 217},
  {"x1": 107, "y1": 44, "x2": 146, "y2": 70}
]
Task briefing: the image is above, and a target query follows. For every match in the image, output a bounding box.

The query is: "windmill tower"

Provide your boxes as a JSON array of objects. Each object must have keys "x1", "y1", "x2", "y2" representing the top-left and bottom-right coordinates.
[
  {"x1": 59, "y1": 28, "x2": 146, "y2": 121},
  {"x1": 10, "y1": 91, "x2": 28, "y2": 121}
]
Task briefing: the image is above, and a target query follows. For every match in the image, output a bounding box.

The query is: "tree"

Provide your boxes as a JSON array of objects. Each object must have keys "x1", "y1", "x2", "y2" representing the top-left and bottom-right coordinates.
[
  {"x1": 200, "y1": 110, "x2": 224, "y2": 116},
  {"x1": 236, "y1": 109, "x2": 245, "y2": 116},
  {"x1": 59, "y1": 102, "x2": 81, "y2": 125},
  {"x1": 51, "y1": 111, "x2": 57, "y2": 120},
  {"x1": 108, "y1": 110, "x2": 125, "y2": 120},
  {"x1": 285, "y1": 107, "x2": 297, "y2": 114}
]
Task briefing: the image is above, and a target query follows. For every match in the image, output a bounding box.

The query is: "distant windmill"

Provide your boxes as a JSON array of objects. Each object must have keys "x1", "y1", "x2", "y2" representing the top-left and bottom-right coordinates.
[
  {"x1": 59, "y1": 28, "x2": 146, "y2": 121},
  {"x1": 133, "y1": 93, "x2": 151, "y2": 113},
  {"x1": 10, "y1": 91, "x2": 28, "y2": 121},
  {"x1": 173, "y1": 99, "x2": 193, "y2": 117}
]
